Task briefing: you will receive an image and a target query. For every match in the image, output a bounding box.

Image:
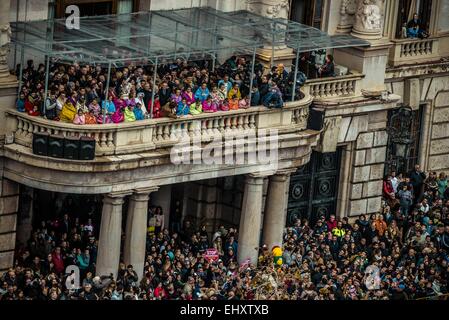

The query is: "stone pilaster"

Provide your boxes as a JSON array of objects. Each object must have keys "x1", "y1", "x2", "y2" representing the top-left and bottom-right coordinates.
[
  {"x1": 237, "y1": 173, "x2": 267, "y2": 265},
  {"x1": 348, "y1": 114, "x2": 388, "y2": 216},
  {"x1": 96, "y1": 192, "x2": 129, "y2": 279},
  {"x1": 15, "y1": 186, "x2": 34, "y2": 246},
  {"x1": 0, "y1": 178, "x2": 19, "y2": 272},
  {"x1": 0, "y1": 0, "x2": 18, "y2": 146},
  {"x1": 262, "y1": 171, "x2": 292, "y2": 250},
  {"x1": 124, "y1": 187, "x2": 158, "y2": 280}
]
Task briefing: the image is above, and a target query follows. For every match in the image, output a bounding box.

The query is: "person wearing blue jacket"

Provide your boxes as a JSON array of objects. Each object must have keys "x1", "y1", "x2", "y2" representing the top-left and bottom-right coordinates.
[
  {"x1": 177, "y1": 98, "x2": 190, "y2": 116},
  {"x1": 16, "y1": 93, "x2": 26, "y2": 112},
  {"x1": 194, "y1": 83, "x2": 210, "y2": 102}
]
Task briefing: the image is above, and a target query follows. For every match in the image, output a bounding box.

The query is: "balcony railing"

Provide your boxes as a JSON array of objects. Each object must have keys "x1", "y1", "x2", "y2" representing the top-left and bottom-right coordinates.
[
  {"x1": 303, "y1": 73, "x2": 364, "y2": 100},
  {"x1": 5, "y1": 95, "x2": 313, "y2": 157},
  {"x1": 389, "y1": 37, "x2": 440, "y2": 67}
]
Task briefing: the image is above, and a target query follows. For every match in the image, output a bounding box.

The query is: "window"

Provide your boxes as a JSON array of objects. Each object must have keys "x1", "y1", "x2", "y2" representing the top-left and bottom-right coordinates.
[
  {"x1": 290, "y1": 0, "x2": 325, "y2": 29},
  {"x1": 55, "y1": 0, "x2": 138, "y2": 18},
  {"x1": 395, "y1": 0, "x2": 433, "y2": 38}
]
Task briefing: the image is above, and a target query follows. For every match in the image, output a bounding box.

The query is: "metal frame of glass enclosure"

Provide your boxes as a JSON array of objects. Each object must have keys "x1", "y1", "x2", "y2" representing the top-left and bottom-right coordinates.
[{"x1": 11, "y1": 6, "x2": 370, "y2": 116}]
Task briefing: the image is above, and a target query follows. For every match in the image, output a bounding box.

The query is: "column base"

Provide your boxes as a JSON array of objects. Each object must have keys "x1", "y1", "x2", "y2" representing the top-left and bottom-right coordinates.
[
  {"x1": 257, "y1": 47, "x2": 296, "y2": 71},
  {"x1": 351, "y1": 28, "x2": 382, "y2": 40},
  {"x1": 336, "y1": 24, "x2": 353, "y2": 34}
]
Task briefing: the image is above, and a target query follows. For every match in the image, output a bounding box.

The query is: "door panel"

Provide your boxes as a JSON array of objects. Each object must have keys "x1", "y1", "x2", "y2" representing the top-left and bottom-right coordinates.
[{"x1": 287, "y1": 149, "x2": 341, "y2": 226}]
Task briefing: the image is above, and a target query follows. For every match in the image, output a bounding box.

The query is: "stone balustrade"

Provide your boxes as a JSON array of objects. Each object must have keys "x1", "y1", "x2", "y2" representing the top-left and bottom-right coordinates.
[
  {"x1": 5, "y1": 95, "x2": 312, "y2": 157},
  {"x1": 303, "y1": 73, "x2": 364, "y2": 100},
  {"x1": 389, "y1": 37, "x2": 440, "y2": 67}
]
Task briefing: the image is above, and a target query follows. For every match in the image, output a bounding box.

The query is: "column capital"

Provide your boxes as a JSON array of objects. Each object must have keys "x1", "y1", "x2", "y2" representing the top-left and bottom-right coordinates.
[
  {"x1": 130, "y1": 187, "x2": 159, "y2": 202},
  {"x1": 246, "y1": 172, "x2": 271, "y2": 185},
  {"x1": 103, "y1": 191, "x2": 130, "y2": 205},
  {"x1": 272, "y1": 169, "x2": 296, "y2": 179}
]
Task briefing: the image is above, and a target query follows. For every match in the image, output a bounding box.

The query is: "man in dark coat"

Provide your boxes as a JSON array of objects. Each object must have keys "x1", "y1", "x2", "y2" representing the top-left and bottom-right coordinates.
[{"x1": 408, "y1": 164, "x2": 426, "y2": 203}]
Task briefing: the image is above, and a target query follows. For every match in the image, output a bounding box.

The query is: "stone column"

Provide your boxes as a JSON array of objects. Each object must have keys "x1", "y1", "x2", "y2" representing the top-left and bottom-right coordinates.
[
  {"x1": 0, "y1": 178, "x2": 19, "y2": 272},
  {"x1": 0, "y1": 0, "x2": 18, "y2": 145},
  {"x1": 337, "y1": 0, "x2": 358, "y2": 34},
  {"x1": 124, "y1": 187, "x2": 158, "y2": 280},
  {"x1": 262, "y1": 171, "x2": 292, "y2": 250},
  {"x1": 96, "y1": 192, "x2": 128, "y2": 279},
  {"x1": 246, "y1": 0, "x2": 295, "y2": 69},
  {"x1": 0, "y1": 0, "x2": 12, "y2": 81},
  {"x1": 351, "y1": 0, "x2": 385, "y2": 40},
  {"x1": 237, "y1": 174, "x2": 266, "y2": 265}
]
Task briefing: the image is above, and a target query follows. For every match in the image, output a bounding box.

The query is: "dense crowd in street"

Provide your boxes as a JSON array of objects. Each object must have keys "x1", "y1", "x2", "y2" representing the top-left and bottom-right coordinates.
[
  {"x1": 1, "y1": 165, "x2": 448, "y2": 300},
  {"x1": 14, "y1": 52, "x2": 337, "y2": 124}
]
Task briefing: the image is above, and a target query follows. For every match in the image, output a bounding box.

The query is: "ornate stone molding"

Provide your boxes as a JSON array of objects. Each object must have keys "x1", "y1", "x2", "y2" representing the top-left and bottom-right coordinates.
[
  {"x1": 351, "y1": 0, "x2": 385, "y2": 40},
  {"x1": 337, "y1": 0, "x2": 357, "y2": 34},
  {"x1": 245, "y1": 0, "x2": 289, "y2": 19}
]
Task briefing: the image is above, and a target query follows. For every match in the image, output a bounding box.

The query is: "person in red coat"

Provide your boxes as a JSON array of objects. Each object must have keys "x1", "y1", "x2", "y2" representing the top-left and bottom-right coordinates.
[
  {"x1": 326, "y1": 214, "x2": 337, "y2": 232},
  {"x1": 51, "y1": 247, "x2": 65, "y2": 275},
  {"x1": 383, "y1": 175, "x2": 395, "y2": 199}
]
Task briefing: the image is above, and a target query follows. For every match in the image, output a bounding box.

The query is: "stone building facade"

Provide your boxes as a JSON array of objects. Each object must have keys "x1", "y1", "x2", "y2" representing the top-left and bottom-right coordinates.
[{"x1": 0, "y1": 0, "x2": 448, "y2": 275}]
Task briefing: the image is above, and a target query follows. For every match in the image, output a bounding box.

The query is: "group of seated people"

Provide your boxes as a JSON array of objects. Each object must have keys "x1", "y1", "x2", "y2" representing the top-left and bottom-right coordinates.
[
  {"x1": 15, "y1": 55, "x2": 308, "y2": 125},
  {"x1": 404, "y1": 13, "x2": 429, "y2": 39}
]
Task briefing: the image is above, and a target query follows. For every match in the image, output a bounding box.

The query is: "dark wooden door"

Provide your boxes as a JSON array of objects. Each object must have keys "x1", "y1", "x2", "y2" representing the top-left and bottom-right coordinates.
[{"x1": 287, "y1": 149, "x2": 342, "y2": 227}]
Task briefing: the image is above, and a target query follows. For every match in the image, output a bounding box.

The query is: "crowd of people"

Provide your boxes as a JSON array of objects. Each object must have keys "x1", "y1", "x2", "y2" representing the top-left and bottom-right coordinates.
[
  {"x1": 14, "y1": 53, "x2": 334, "y2": 125},
  {"x1": 2, "y1": 165, "x2": 448, "y2": 300}
]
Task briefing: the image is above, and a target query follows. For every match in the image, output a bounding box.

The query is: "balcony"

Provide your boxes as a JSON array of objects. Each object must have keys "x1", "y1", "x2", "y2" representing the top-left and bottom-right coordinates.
[
  {"x1": 388, "y1": 37, "x2": 440, "y2": 67},
  {"x1": 6, "y1": 98, "x2": 311, "y2": 157},
  {"x1": 303, "y1": 72, "x2": 364, "y2": 100},
  {"x1": 2, "y1": 96, "x2": 320, "y2": 194}
]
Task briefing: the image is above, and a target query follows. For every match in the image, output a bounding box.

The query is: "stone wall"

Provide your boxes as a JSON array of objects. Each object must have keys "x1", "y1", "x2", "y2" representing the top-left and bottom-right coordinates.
[
  {"x1": 387, "y1": 74, "x2": 449, "y2": 173},
  {"x1": 0, "y1": 178, "x2": 19, "y2": 272},
  {"x1": 429, "y1": 90, "x2": 449, "y2": 172},
  {"x1": 320, "y1": 108, "x2": 390, "y2": 217}
]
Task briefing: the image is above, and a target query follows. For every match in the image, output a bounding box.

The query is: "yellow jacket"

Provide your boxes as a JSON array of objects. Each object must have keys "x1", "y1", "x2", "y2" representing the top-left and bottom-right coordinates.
[{"x1": 60, "y1": 101, "x2": 77, "y2": 123}]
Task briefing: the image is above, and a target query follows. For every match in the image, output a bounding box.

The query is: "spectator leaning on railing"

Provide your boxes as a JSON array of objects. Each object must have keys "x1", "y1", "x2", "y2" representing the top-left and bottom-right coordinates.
[{"x1": 14, "y1": 56, "x2": 313, "y2": 127}]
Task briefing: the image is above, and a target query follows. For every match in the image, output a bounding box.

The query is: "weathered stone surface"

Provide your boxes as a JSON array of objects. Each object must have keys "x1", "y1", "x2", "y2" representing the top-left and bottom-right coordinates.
[
  {"x1": 362, "y1": 181, "x2": 382, "y2": 198},
  {"x1": 0, "y1": 214, "x2": 17, "y2": 234},
  {"x1": 426, "y1": 78, "x2": 449, "y2": 101},
  {"x1": 0, "y1": 233, "x2": 16, "y2": 252},
  {"x1": 1, "y1": 180, "x2": 19, "y2": 197},
  {"x1": 351, "y1": 183, "x2": 363, "y2": 200},
  {"x1": 404, "y1": 78, "x2": 421, "y2": 109},
  {"x1": 433, "y1": 107, "x2": 449, "y2": 123},
  {"x1": 431, "y1": 123, "x2": 449, "y2": 139},
  {"x1": 369, "y1": 164, "x2": 385, "y2": 180},
  {"x1": 356, "y1": 132, "x2": 374, "y2": 149},
  {"x1": 0, "y1": 251, "x2": 14, "y2": 270},
  {"x1": 373, "y1": 131, "x2": 388, "y2": 147},
  {"x1": 0, "y1": 196, "x2": 19, "y2": 215},
  {"x1": 321, "y1": 117, "x2": 341, "y2": 153},
  {"x1": 365, "y1": 147, "x2": 387, "y2": 164},
  {"x1": 338, "y1": 117, "x2": 352, "y2": 143},
  {"x1": 368, "y1": 111, "x2": 387, "y2": 123},
  {"x1": 367, "y1": 197, "x2": 382, "y2": 213},
  {"x1": 345, "y1": 115, "x2": 369, "y2": 142},
  {"x1": 350, "y1": 199, "x2": 367, "y2": 216},
  {"x1": 353, "y1": 166, "x2": 371, "y2": 183},
  {"x1": 430, "y1": 138, "x2": 449, "y2": 155},
  {"x1": 435, "y1": 91, "x2": 449, "y2": 107},
  {"x1": 428, "y1": 154, "x2": 449, "y2": 171},
  {"x1": 354, "y1": 150, "x2": 366, "y2": 166}
]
